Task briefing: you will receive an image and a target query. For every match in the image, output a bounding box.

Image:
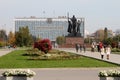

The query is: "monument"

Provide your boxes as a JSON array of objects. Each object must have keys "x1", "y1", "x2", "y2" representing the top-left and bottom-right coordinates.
[
  {"x1": 67, "y1": 15, "x2": 81, "y2": 37},
  {"x1": 64, "y1": 15, "x2": 84, "y2": 48}
]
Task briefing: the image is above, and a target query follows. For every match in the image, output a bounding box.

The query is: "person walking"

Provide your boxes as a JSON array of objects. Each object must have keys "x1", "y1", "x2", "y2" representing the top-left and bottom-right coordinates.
[
  {"x1": 100, "y1": 46, "x2": 105, "y2": 59},
  {"x1": 99, "y1": 41, "x2": 103, "y2": 52},
  {"x1": 91, "y1": 44, "x2": 95, "y2": 52},
  {"x1": 83, "y1": 44, "x2": 86, "y2": 53},
  {"x1": 106, "y1": 45, "x2": 111, "y2": 60},
  {"x1": 75, "y1": 43, "x2": 79, "y2": 52},
  {"x1": 97, "y1": 43, "x2": 100, "y2": 52},
  {"x1": 79, "y1": 44, "x2": 82, "y2": 52}
]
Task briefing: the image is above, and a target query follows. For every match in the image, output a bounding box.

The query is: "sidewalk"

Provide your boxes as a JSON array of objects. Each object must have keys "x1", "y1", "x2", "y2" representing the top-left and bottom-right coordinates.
[
  {"x1": 1, "y1": 68, "x2": 120, "y2": 80},
  {"x1": 57, "y1": 48, "x2": 120, "y2": 65},
  {"x1": 0, "y1": 49, "x2": 14, "y2": 57}
]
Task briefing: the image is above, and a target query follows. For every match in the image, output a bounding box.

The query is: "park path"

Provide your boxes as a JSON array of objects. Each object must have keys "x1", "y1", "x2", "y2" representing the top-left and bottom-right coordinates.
[
  {"x1": 57, "y1": 48, "x2": 120, "y2": 65},
  {"x1": 0, "y1": 49, "x2": 14, "y2": 57}
]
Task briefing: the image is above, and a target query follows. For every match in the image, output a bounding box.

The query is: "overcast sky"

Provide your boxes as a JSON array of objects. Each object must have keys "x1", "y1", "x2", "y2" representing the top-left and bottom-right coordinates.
[{"x1": 0, "y1": 0, "x2": 120, "y2": 34}]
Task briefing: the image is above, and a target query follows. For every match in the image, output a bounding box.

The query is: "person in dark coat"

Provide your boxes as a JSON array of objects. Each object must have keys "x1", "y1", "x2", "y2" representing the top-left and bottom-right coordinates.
[
  {"x1": 79, "y1": 44, "x2": 82, "y2": 52},
  {"x1": 75, "y1": 43, "x2": 79, "y2": 52},
  {"x1": 83, "y1": 44, "x2": 86, "y2": 53}
]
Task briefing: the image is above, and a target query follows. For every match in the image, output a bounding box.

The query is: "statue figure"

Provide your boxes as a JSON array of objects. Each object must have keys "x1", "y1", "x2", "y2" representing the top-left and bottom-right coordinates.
[
  {"x1": 77, "y1": 20, "x2": 81, "y2": 33},
  {"x1": 67, "y1": 15, "x2": 81, "y2": 36},
  {"x1": 67, "y1": 19, "x2": 72, "y2": 33}
]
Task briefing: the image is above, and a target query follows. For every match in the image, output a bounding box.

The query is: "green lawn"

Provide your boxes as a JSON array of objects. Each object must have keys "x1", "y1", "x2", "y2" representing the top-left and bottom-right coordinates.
[{"x1": 0, "y1": 50, "x2": 119, "y2": 68}]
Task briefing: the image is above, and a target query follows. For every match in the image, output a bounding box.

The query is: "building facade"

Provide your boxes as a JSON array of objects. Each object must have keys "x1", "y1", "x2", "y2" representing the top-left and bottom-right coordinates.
[{"x1": 14, "y1": 16, "x2": 85, "y2": 41}]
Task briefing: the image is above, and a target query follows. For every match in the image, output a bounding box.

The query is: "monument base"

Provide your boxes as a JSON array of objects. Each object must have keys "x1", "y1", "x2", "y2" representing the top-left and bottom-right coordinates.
[
  {"x1": 59, "y1": 37, "x2": 84, "y2": 48},
  {"x1": 67, "y1": 33, "x2": 81, "y2": 37}
]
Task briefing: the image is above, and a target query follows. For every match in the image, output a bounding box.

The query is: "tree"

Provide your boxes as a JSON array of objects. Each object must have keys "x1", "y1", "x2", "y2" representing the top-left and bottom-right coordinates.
[
  {"x1": 113, "y1": 34, "x2": 120, "y2": 48},
  {"x1": 0, "y1": 29, "x2": 7, "y2": 41},
  {"x1": 104, "y1": 37, "x2": 113, "y2": 45},
  {"x1": 0, "y1": 29, "x2": 7, "y2": 47},
  {"x1": 15, "y1": 31, "x2": 23, "y2": 46},
  {"x1": 8, "y1": 31, "x2": 15, "y2": 45},
  {"x1": 95, "y1": 29, "x2": 104, "y2": 42},
  {"x1": 56, "y1": 36, "x2": 65, "y2": 45},
  {"x1": 15, "y1": 26, "x2": 33, "y2": 47}
]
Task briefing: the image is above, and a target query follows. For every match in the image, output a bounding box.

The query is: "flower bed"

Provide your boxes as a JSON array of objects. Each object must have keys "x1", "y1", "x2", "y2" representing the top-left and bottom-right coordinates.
[
  {"x1": 99, "y1": 70, "x2": 120, "y2": 80},
  {"x1": 2, "y1": 69, "x2": 36, "y2": 77},
  {"x1": 99, "y1": 70, "x2": 120, "y2": 77}
]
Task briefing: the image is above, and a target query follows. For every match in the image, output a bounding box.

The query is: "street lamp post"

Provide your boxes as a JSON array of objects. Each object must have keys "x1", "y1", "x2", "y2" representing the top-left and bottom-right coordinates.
[{"x1": 118, "y1": 36, "x2": 120, "y2": 48}]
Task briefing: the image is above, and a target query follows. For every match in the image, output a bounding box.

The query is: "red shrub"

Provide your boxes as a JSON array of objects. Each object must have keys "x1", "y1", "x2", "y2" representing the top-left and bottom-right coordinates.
[{"x1": 34, "y1": 39, "x2": 52, "y2": 54}]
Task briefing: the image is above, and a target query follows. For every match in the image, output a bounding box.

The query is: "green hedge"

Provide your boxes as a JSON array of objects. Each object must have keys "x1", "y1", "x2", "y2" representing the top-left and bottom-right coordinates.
[{"x1": 111, "y1": 48, "x2": 120, "y2": 52}]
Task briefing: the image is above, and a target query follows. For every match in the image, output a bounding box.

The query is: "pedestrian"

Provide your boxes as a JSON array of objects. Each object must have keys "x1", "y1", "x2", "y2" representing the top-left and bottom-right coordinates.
[
  {"x1": 91, "y1": 44, "x2": 95, "y2": 52},
  {"x1": 100, "y1": 46, "x2": 105, "y2": 59},
  {"x1": 79, "y1": 44, "x2": 82, "y2": 52},
  {"x1": 97, "y1": 43, "x2": 100, "y2": 52},
  {"x1": 75, "y1": 43, "x2": 79, "y2": 52},
  {"x1": 106, "y1": 45, "x2": 111, "y2": 60},
  {"x1": 83, "y1": 44, "x2": 86, "y2": 53},
  {"x1": 99, "y1": 41, "x2": 103, "y2": 52}
]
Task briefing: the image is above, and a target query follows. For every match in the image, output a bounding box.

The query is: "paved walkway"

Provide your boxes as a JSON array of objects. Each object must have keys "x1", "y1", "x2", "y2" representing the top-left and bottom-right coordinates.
[
  {"x1": 1, "y1": 68, "x2": 120, "y2": 80},
  {"x1": 57, "y1": 48, "x2": 120, "y2": 65},
  {"x1": 0, "y1": 49, "x2": 14, "y2": 57}
]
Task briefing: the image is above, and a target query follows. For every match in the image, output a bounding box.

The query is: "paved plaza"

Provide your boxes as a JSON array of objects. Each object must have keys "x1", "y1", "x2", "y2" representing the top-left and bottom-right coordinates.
[
  {"x1": 57, "y1": 48, "x2": 120, "y2": 65},
  {"x1": 1, "y1": 68, "x2": 119, "y2": 80},
  {"x1": 0, "y1": 48, "x2": 120, "y2": 80}
]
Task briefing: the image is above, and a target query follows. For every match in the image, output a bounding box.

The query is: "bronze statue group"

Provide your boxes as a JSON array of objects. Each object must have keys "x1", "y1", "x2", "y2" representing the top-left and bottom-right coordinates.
[{"x1": 67, "y1": 15, "x2": 81, "y2": 36}]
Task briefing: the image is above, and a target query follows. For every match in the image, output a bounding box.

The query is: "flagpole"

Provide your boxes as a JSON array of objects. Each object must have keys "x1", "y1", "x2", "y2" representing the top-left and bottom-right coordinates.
[{"x1": 67, "y1": 12, "x2": 69, "y2": 21}]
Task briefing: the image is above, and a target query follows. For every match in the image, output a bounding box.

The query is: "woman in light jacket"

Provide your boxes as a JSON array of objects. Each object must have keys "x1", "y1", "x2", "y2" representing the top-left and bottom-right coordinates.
[
  {"x1": 106, "y1": 45, "x2": 111, "y2": 60},
  {"x1": 100, "y1": 46, "x2": 105, "y2": 59}
]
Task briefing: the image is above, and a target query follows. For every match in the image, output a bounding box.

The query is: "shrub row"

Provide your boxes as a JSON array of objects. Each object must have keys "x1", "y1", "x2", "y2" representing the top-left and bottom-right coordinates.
[{"x1": 111, "y1": 48, "x2": 120, "y2": 52}]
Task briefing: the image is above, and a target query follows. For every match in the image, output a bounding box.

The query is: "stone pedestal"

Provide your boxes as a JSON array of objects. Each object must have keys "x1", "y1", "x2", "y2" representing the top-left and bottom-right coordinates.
[
  {"x1": 100, "y1": 77, "x2": 120, "y2": 80},
  {"x1": 59, "y1": 37, "x2": 84, "y2": 48},
  {"x1": 3, "y1": 76, "x2": 33, "y2": 80},
  {"x1": 100, "y1": 77, "x2": 114, "y2": 80},
  {"x1": 67, "y1": 33, "x2": 81, "y2": 37},
  {"x1": 65, "y1": 37, "x2": 84, "y2": 45}
]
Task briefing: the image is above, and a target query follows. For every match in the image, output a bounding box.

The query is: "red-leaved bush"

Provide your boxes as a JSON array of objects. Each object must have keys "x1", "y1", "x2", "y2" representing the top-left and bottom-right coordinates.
[{"x1": 34, "y1": 39, "x2": 52, "y2": 54}]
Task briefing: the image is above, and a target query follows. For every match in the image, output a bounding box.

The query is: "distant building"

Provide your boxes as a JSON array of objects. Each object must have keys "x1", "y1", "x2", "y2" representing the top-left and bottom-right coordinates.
[
  {"x1": 84, "y1": 30, "x2": 90, "y2": 38},
  {"x1": 14, "y1": 16, "x2": 85, "y2": 41},
  {"x1": 107, "y1": 30, "x2": 113, "y2": 38},
  {"x1": 115, "y1": 29, "x2": 120, "y2": 35}
]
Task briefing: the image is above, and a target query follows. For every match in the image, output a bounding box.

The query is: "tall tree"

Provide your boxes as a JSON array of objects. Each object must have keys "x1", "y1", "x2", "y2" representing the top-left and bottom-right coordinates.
[
  {"x1": 8, "y1": 31, "x2": 15, "y2": 45},
  {"x1": 96, "y1": 29, "x2": 104, "y2": 41},
  {"x1": 15, "y1": 26, "x2": 33, "y2": 47},
  {"x1": 56, "y1": 36, "x2": 65, "y2": 45},
  {"x1": 0, "y1": 29, "x2": 7, "y2": 41}
]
